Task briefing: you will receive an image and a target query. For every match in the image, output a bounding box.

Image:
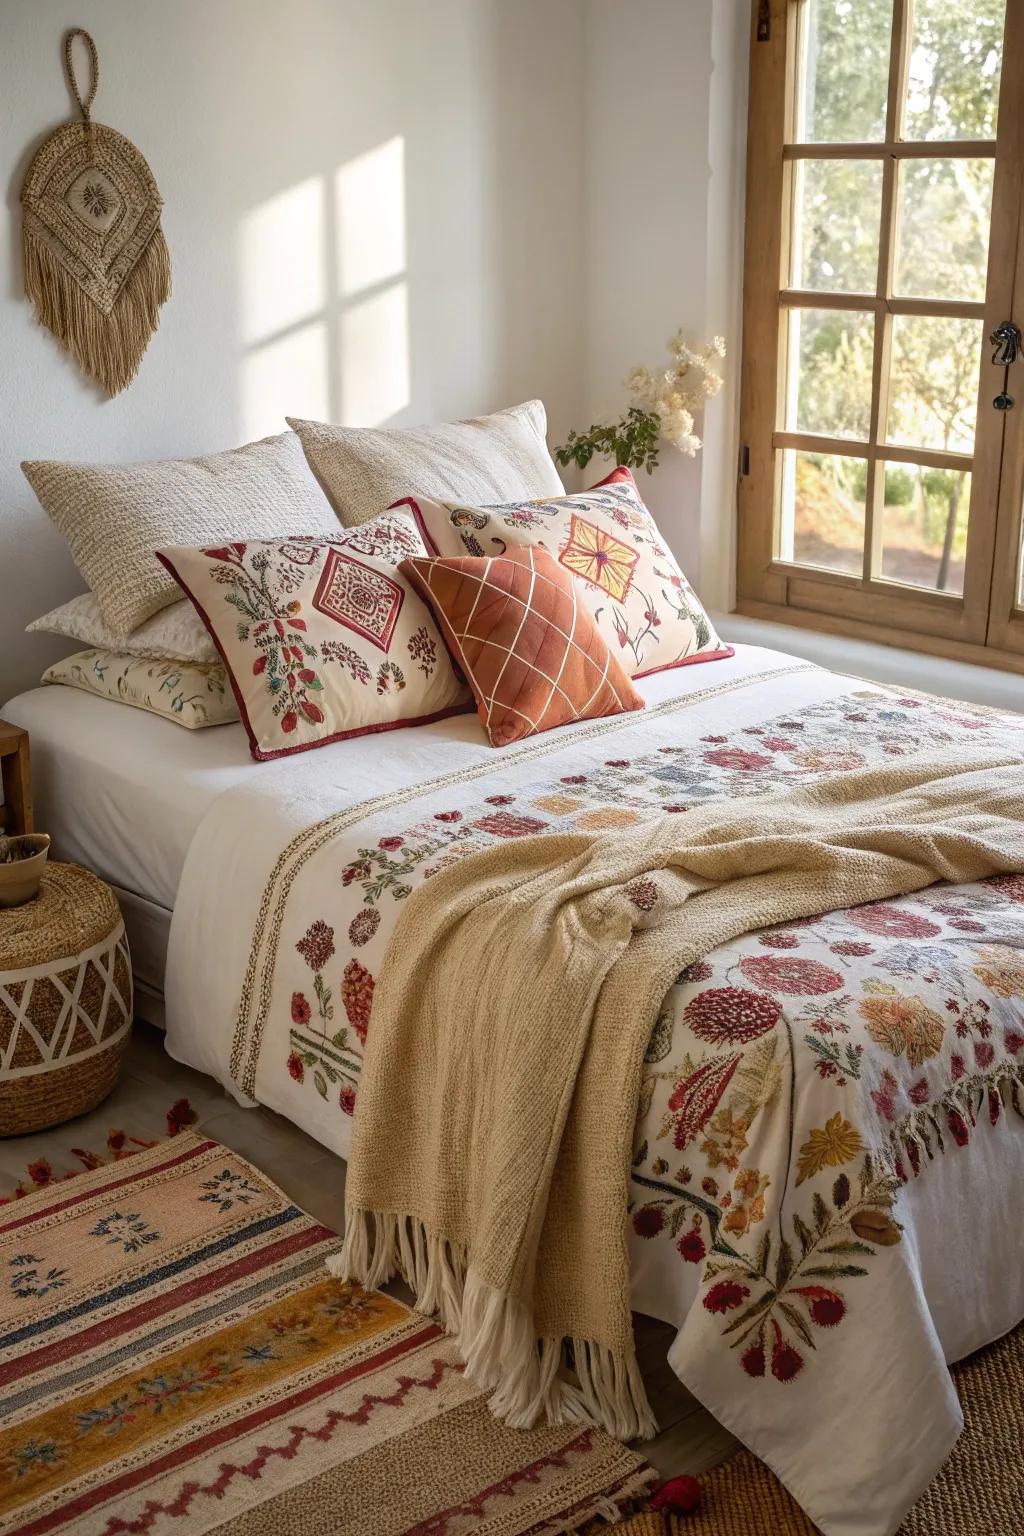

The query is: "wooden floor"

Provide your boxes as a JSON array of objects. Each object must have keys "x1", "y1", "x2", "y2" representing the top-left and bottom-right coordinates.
[{"x1": 0, "y1": 1022, "x2": 740, "y2": 1480}]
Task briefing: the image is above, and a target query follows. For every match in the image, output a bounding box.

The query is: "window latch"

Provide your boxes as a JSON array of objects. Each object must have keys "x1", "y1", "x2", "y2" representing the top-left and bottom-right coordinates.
[{"x1": 991, "y1": 321, "x2": 1020, "y2": 411}]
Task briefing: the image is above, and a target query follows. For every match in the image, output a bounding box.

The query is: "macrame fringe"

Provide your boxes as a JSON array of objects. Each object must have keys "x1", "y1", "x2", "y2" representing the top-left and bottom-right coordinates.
[
  {"x1": 23, "y1": 226, "x2": 171, "y2": 397},
  {"x1": 890, "y1": 1059, "x2": 1024, "y2": 1176},
  {"x1": 330, "y1": 1209, "x2": 658, "y2": 1443}
]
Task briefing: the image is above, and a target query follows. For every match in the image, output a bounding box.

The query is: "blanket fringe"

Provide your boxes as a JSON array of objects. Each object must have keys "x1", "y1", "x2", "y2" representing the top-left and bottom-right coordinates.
[
  {"x1": 330, "y1": 1209, "x2": 658, "y2": 1442},
  {"x1": 889, "y1": 1059, "x2": 1024, "y2": 1178}
]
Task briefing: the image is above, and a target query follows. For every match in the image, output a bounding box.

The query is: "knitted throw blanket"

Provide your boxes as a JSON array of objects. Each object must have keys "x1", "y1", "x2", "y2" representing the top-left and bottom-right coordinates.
[{"x1": 336, "y1": 751, "x2": 1024, "y2": 1439}]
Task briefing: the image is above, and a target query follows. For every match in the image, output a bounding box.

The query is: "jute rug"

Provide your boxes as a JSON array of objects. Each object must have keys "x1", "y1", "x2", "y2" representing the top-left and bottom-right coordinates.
[
  {"x1": 0, "y1": 1130, "x2": 655, "y2": 1535},
  {"x1": 610, "y1": 1324, "x2": 1024, "y2": 1535}
]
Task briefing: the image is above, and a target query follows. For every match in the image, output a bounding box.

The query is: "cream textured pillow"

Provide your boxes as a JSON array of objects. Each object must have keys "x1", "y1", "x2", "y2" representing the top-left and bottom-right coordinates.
[
  {"x1": 42, "y1": 650, "x2": 239, "y2": 729},
  {"x1": 286, "y1": 400, "x2": 564, "y2": 528},
  {"x1": 22, "y1": 432, "x2": 337, "y2": 639},
  {"x1": 28, "y1": 593, "x2": 218, "y2": 664}
]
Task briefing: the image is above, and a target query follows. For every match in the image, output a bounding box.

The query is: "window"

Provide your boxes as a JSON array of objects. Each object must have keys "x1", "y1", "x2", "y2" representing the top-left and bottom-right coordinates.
[{"x1": 737, "y1": 0, "x2": 1024, "y2": 673}]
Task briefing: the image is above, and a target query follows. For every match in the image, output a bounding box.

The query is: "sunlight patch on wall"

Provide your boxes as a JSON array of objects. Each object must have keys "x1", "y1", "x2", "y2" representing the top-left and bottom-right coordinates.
[
  {"x1": 239, "y1": 177, "x2": 326, "y2": 346},
  {"x1": 339, "y1": 282, "x2": 410, "y2": 427},
  {"x1": 335, "y1": 137, "x2": 406, "y2": 298},
  {"x1": 241, "y1": 320, "x2": 329, "y2": 440}
]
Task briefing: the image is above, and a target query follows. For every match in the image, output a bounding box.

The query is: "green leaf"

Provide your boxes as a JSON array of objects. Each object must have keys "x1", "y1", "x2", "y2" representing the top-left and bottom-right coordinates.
[
  {"x1": 801, "y1": 1263, "x2": 869, "y2": 1279},
  {"x1": 812, "y1": 1192, "x2": 830, "y2": 1235},
  {"x1": 779, "y1": 1300, "x2": 817, "y2": 1350},
  {"x1": 756, "y1": 1230, "x2": 772, "y2": 1276},
  {"x1": 793, "y1": 1214, "x2": 815, "y2": 1255},
  {"x1": 821, "y1": 1240, "x2": 874, "y2": 1256},
  {"x1": 775, "y1": 1238, "x2": 794, "y2": 1289},
  {"x1": 313, "y1": 1071, "x2": 328, "y2": 1099}
]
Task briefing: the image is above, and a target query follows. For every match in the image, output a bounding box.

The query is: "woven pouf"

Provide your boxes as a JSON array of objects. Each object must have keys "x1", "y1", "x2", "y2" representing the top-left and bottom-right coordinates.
[{"x1": 0, "y1": 863, "x2": 132, "y2": 1135}]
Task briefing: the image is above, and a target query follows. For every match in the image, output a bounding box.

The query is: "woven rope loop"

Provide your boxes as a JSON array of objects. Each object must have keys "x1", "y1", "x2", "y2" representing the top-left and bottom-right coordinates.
[{"x1": 63, "y1": 27, "x2": 99, "y2": 123}]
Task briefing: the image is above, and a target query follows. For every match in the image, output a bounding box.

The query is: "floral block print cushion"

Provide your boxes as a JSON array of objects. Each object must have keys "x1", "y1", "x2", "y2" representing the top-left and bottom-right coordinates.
[
  {"x1": 400, "y1": 466, "x2": 733, "y2": 679},
  {"x1": 158, "y1": 511, "x2": 471, "y2": 761},
  {"x1": 401, "y1": 546, "x2": 644, "y2": 747},
  {"x1": 42, "y1": 649, "x2": 238, "y2": 729}
]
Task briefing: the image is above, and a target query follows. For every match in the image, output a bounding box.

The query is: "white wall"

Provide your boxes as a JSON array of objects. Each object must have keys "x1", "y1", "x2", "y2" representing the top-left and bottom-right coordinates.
[
  {"x1": 0, "y1": 0, "x2": 749, "y2": 705},
  {"x1": 582, "y1": 0, "x2": 748, "y2": 609},
  {"x1": 0, "y1": 0, "x2": 585, "y2": 702}
]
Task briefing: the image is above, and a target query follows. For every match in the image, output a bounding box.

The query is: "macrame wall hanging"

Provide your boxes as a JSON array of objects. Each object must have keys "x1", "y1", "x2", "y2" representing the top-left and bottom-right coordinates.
[{"x1": 21, "y1": 28, "x2": 171, "y2": 396}]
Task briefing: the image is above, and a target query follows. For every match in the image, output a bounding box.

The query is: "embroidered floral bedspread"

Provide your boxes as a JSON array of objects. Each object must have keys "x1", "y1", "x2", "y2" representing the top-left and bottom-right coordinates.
[{"x1": 166, "y1": 660, "x2": 1024, "y2": 1536}]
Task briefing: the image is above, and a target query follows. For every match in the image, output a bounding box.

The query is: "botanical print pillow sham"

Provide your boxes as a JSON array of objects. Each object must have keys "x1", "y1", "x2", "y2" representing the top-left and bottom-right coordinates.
[
  {"x1": 287, "y1": 400, "x2": 564, "y2": 528},
  {"x1": 22, "y1": 431, "x2": 337, "y2": 639},
  {"x1": 401, "y1": 546, "x2": 644, "y2": 747},
  {"x1": 28, "y1": 592, "x2": 218, "y2": 664},
  {"x1": 401, "y1": 466, "x2": 733, "y2": 679},
  {"x1": 158, "y1": 511, "x2": 471, "y2": 761},
  {"x1": 42, "y1": 650, "x2": 238, "y2": 729}
]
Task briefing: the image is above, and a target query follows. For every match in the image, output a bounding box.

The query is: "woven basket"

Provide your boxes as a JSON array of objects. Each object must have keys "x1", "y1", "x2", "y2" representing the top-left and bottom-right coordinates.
[{"x1": 0, "y1": 862, "x2": 132, "y2": 1135}]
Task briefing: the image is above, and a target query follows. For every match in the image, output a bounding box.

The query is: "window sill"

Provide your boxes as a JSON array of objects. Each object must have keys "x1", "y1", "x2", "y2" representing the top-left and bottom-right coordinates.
[{"x1": 714, "y1": 607, "x2": 1024, "y2": 714}]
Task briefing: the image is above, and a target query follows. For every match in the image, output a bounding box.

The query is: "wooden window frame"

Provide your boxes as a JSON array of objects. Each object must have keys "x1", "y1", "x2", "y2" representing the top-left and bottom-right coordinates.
[{"x1": 736, "y1": 0, "x2": 1024, "y2": 676}]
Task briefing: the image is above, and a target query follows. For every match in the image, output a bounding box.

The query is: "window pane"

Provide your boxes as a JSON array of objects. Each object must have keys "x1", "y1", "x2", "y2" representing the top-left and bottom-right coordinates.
[
  {"x1": 879, "y1": 464, "x2": 970, "y2": 595},
  {"x1": 779, "y1": 450, "x2": 866, "y2": 575},
  {"x1": 787, "y1": 309, "x2": 875, "y2": 440},
  {"x1": 895, "y1": 159, "x2": 994, "y2": 301},
  {"x1": 903, "y1": 0, "x2": 1004, "y2": 141},
  {"x1": 797, "y1": 0, "x2": 891, "y2": 143},
  {"x1": 791, "y1": 159, "x2": 883, "y2": 293},
  {"x1": 885, "y1": 316, "x2": 982, "y2": 453}
]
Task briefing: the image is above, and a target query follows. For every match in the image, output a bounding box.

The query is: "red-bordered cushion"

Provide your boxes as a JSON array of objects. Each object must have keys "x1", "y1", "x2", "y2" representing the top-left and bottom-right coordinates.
[{"x1": 157, "y1": 510, "x2": 470, "y2": 761}]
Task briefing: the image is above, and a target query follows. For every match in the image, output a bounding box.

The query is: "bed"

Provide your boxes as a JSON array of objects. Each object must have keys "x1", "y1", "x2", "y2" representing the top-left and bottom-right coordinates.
[{"x1": 6, "y1": 641, "x2": 1024, "y2": 1536}]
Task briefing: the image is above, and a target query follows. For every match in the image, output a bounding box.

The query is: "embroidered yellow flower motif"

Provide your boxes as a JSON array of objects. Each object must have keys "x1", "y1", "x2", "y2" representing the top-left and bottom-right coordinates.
[
  {"x1": 559, "y1": 514, "x2": 639, "y2": 602},
  {"x1": 722, "y1": 1166, "x2": 771, "y2": 1235},
  {"x1": 971, "y1": 945, "x2": 1024, "y2": 999},
  {"x1": 795, "y1": 1112, "x2": 863, "y2": 1186},
  {"x1": 858, "y1": 992, "x2": 945, "y2": 1068},
  {"x1": 700, "y1": 1107, "x2": 749, "y2": 1171}
]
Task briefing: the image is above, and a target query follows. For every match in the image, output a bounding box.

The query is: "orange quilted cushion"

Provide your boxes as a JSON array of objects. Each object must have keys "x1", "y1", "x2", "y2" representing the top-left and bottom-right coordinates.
[{"x1": 401, "y1": 547, "x2": 645, "y2": 747}]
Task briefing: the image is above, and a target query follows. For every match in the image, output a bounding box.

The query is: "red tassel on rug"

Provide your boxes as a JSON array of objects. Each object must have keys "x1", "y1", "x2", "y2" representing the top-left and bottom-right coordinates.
[{"x1": 650, "y1": 1474, "x2": 703, "y2": 1515}]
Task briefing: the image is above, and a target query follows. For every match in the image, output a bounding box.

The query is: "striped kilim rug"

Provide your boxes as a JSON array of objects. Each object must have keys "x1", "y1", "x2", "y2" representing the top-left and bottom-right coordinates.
[{"x1": 0, "y1": 1132, "x2": 655, "y2": 1535}]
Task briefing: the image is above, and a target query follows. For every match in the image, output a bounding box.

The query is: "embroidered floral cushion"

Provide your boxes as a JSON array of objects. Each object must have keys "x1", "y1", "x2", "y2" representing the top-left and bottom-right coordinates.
[
  {"x1": 157, "y1": 511, "x2": 470, "y2": 761},
  {"x1": 401, "y1": 546, "x2": 645, "y2": 747},
  {"x1": 400, "y1": 467, "x2": 732, "y2": 679},
  {"x1": 42, "y1": 650, "x2": 238, "y2": 729}
]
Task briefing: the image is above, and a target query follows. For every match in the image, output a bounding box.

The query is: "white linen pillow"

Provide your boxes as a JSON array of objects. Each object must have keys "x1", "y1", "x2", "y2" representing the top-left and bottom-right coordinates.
[
  {"x1": 286, "y1": 400, "x2": 564, "y2": 528},
  {"x1": 27, "y1": 593, "x2": 218, "y2": 664},
  {"x1": 22, "y1": 431, "x2": 337, "y2": 639}
]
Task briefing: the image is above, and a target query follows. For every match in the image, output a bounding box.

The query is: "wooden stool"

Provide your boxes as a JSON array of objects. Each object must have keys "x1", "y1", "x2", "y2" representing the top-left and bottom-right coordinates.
[
  {"x1": 0, "y1": 721, "x2": 32, "y2": 837},
  {"x1": 0, "y1": 863, "x2": 132, "y2": 1135}
]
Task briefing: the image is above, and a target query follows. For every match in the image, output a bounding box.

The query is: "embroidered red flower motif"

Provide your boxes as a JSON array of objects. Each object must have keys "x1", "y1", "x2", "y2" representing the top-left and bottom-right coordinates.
[
  {"x1": 379, "y1": 836, "x2": 404, "y2": 851},
  {"x1": 472, "y1": 811, "x2": 547, "y2": 839},
  {"x1": 339, "y1": 1086, "x2": 356, "y2": 1115},
  {"x1": 703, "y1": 748, "x2": 773, "y2": 772},
  {"x1": 484, "y1": 794, "x2": 515, "y2": 805},
  {"x1": 1005, "y1": 1030, "x2": 1024, "y2": 1056},
  {"x1": 990, "y1": 874, "x2": 1024, "y2": 903},
  {"x1": 950, "y1": 1053, "x2": 967, "y2": 1080},
  {"x1": 762, "y1": 737, "x2": 798, "y2": 752},
  {"x1": 830, "y1": 940, "x2": 875, "y2": 957},
  {"x1": 684, "y1": 987, "x2": 781, "y2": 1044},
  {"x1": 434, "y1": 810, "x2": 462, "y2": 823},
  {"x1": 758, "y1": 932, "x2": 800, "y2": 949},
  {"x1": 974, "y1": 1040, "x2": 995, "y2": 1069},
  {"x1": 348, "y1": 908, "x2": 381, "y2": 947},
  {"x1": 281, "y1": 710, "x2": 298, "y2": 734},
  {"x1": 296, "y1": 920, "x2": 335, "y2": 972},
  {"x1": 626, "y1": 878, "x2": 659, "y2": 912},
  {"x1": 632, "y1": 1204, "x2": 666, "y2": 1238},
  {"x1": 287, "y1": 1052, "x2": 305, "y2": 1083},
  {"x1": 794, "y1": 1286, "x2": 846, "y2": 1327},
  {"x1": 605, "y1": 759, "x2": 631, "y2": 768},
  {"x1": 678, "y1": 959, "x2": 713, "y2": 985},
  {"x1": 770, "y1": 1326, "x2": 804, "y2": 1382},
  {"x1": 989, "y1": 1088, "x2": 1002, "y2": 1127},
  {"x1": 291, "y1": 992, "x2": 311, "y2": 1025},
  {"x1": 908, "y1": 1077, "x2": 930, "y2": 1105},
  {"x1": 738, "y1": 955, "x2": 844, "y2": 996},
  {"x1": 342, "y1": 960, "x2": 374, "y2": 1045},
  {"x1": 677, "y1": 1230, "x2": 706, "y2": 1264},
  {"x1": 667, "y1": 1054, "x2": 741, "y2": 1150},
  {"x1": 741, "y1": 1345, "x2": 766, "y2": 1377},
  {"x1": 870, "y1": 1068, "x2": 901, "y2": 1123},
  {"x1": 849, "y1": 904, "x2": 941, "y2": 939},
  {"x1": 703, "y1": 1280, "x2": 749, "y2": 1314}
]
